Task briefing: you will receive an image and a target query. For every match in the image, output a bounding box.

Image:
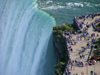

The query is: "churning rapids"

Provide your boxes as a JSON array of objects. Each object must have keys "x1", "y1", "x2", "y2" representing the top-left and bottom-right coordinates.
[{"x1": 0, "y1": 0, "x2": 56, "y2": 75}]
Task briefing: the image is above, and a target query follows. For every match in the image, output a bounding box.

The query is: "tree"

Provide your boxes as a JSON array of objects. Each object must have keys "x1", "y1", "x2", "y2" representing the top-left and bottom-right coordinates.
[
  {"x1": 54, "y1": 69, "x2": 61, "y2": 75},
  {"x1": 96, "y1": 38, "x2": 100, "y2": 47}
]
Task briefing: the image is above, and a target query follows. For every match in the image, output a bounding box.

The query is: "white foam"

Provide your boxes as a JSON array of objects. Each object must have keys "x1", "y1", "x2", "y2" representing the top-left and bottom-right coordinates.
[
  {"x1": 41, "y1": 5, "x2": 65, "y2": 10},
  {"x1": 84, "y1": 2, "x2": 100, "y2": 7},
  {"x1": 66, "y1": 3, "x2": 74, "y2": 7},
  {"x1": 66, "y1": 2, "x2": 84, "y2": 8},
  {"x1": 46, "y1": 1, "x2": 53, "y2": 4},
  {"x1": 84, "y1": 2, "x2": 93, "y2": 7},
  {"x1": 95, "y1": 3, "x2": 100, "y2": 6},
  {"x1": 74, "y1": 3, "x2": 83, "y2": 7}
]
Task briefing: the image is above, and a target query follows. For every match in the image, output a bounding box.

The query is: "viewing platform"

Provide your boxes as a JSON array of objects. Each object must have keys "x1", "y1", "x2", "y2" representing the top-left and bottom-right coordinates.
[{"x1": 63, "y1": 13, "x2": 100, "y2": 75}]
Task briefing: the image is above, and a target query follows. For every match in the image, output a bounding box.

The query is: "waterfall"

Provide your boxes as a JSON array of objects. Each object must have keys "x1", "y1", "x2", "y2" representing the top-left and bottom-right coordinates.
[{"x1": 0, "y1": 0, "x2": 56, "y2": 75}]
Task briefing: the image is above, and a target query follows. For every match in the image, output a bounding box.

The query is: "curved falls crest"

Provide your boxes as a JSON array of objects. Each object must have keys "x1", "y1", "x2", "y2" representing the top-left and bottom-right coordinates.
[{"x1": 0, "y1": 0, "x2": 56, "y2": 75}]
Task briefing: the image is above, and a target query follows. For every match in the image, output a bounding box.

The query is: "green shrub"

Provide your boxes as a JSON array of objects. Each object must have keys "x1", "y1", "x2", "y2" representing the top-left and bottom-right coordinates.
[
  {"x1": 95, "y1": 22, "x2": 100, "y2": 28},
  {"x1": 53, "y1": 23, "x2": 74, "y2": 74},
  {"x1": 97, "y1": 38, "x2": 100, "y2": 44},
  {"x1": 54, "y1": 62, "x2": 66, "y2": 75},
  {"x1": 54, "y1": 69, "x2": 61, "y2": 75},
  {"x1": 53, "y1": 24, "x2": 74, "y2": 42},
  {"x1": 54, "y1": 62, "x2": 66, "y2": 69}
]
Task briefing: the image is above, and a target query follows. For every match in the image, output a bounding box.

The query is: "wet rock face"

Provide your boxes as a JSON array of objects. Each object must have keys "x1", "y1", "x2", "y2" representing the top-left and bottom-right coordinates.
[{"x1": 53, "y1": 38, "x2": 61, "y2": 63}]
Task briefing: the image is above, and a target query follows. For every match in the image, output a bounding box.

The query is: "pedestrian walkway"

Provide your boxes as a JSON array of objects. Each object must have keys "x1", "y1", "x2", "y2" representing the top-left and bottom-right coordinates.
[{"x1": 65, "y1": 15, "x2": 100, "y2": 75}]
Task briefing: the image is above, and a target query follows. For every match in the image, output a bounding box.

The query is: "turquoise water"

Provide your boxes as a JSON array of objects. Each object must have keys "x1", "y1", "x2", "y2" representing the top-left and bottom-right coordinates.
[
  {"x1": 37, "y1": 0, "x2": 100, "y2": 25},
  {"x1": 0, "y1": 0, "x2": 56, "y2": 75},
  {"x1": 0, "y1": 0, "x2": 100, "y2": 75}
]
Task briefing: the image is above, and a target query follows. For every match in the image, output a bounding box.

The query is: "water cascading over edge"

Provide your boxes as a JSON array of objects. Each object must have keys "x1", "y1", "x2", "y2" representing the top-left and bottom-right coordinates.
[{"x1": 0, "y1": 0, "x2": 56, "y2": 75}]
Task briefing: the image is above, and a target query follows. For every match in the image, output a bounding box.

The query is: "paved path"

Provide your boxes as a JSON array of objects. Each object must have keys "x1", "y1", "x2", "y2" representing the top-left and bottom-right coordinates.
[{"x1": 68, "y1": 16, "x2": 100, "y2": 75}]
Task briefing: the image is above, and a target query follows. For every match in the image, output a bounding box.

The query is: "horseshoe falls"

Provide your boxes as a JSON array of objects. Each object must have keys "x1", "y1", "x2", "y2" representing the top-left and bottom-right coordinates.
[{"x1": 0, "y1": 0, "x2": 56, "y2": 75}]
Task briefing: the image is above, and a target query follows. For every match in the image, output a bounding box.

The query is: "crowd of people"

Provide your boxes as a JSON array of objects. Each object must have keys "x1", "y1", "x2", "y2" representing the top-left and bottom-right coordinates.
[
  {"x1": 64, "y1": 32, "x2": 98, "y2": 75},
  {"x1": 74, "y1": 12, "x2": 100, "y2": 31},
  {"x1": 63, "y1": 13, "x2": 100, "y2": 75}
]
